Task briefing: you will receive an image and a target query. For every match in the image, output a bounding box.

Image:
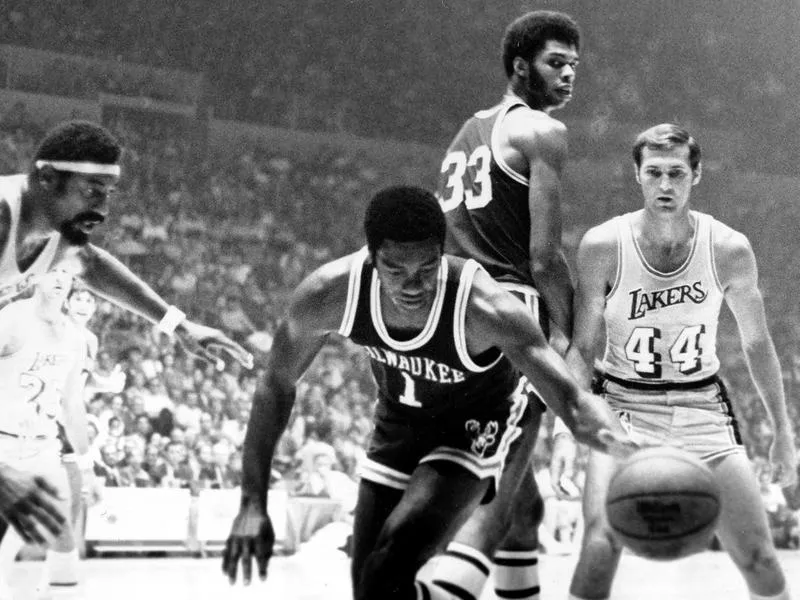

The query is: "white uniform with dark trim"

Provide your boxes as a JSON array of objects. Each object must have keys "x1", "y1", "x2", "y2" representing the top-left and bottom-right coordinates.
[
  {"x1": 0, "y1": 300, "x2": 83, "y2": 502},
  {"x1": 0, "y1": 175, "x2": 61, "y2": 308},
  {"x1": 598, "y1": 211, "x2": 744, "y2": 462}
]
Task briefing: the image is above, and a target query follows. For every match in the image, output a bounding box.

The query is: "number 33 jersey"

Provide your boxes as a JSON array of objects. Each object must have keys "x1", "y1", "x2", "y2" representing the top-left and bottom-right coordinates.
[
  {"x1": 338, "y1": 250, "x2": 519, "y2": 417},
  {"x1": 602, "y1": 211, "x2": 724, "y2": 384},
  {"x1": 436, "y1": 97, "x2": 534, "y2": 287}
]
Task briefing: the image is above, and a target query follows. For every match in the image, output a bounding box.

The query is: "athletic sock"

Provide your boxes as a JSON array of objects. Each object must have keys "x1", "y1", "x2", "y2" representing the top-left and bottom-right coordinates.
[
  {"x1": 415, "y1": 542, "x2": 491, "y2": 600},
  {"x1": 45, "y1": 549, "x2": 79, "y2": 585},
  {"x1": 494, "y1": 549, "x2": 540, "y2": 599}
]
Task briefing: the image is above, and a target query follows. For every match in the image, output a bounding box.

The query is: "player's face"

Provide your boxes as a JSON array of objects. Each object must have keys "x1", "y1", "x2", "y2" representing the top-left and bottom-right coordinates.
[
  {"x1": 67, "y1": 289, "x2": 96, "y2": 322},
  {"x1": 636, "y1": 146, "x2": 700, "y2": 215},
  {"x1": 52, "y1": 173, "x2": 118, "y2": 245},
  {"x1": 35, "y1": 268, "x2": 73, "y2": 305},
  {"x1": 374, "y1": 238, "x2": 442, "y2": 315},
  {"x1": 526, "y1": 40, "x2": 579, "y2": 110}
]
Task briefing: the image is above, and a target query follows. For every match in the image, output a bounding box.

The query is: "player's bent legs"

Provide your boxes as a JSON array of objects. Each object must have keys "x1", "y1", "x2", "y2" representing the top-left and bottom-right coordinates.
[
  {"x1": 568, "y1": 448, "x2": 623, "y2": 600},
  {"x1": 430, "y1": 406, "x2": 544, "y2": 600},
  {"x1": 355, "y1": 462, "x2": 491, "y2": 600},
  {"x1": 711, "y1": 452, "x2": 789, "y2": 599},
  {"x1": 350, "y1": 479, "x2": 404, "y2": 595}
]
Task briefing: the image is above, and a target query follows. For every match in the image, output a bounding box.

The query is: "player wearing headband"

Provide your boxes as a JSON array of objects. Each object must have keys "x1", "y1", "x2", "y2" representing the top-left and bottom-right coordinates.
[{"x1": 0, "y1": 120, "x2": 252, "y2": 547}]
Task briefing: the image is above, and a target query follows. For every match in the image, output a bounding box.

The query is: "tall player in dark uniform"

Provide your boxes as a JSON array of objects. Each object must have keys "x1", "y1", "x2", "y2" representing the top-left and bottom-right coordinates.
[
  {"x1": 431, "y1": 11, "x2": 581, "y2": 600},
  {"x1": 222, "y1": 187, "x2": 634, "y2": 600}
]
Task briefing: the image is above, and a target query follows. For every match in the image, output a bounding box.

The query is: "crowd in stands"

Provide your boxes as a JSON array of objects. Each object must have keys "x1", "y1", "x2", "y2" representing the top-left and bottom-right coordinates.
[
  {"x1": 1, "y1": 82, "x2": 800, "y2": 546},
  {"x1": 1, "y1": 1, "x2": 798, "y2": 174}
]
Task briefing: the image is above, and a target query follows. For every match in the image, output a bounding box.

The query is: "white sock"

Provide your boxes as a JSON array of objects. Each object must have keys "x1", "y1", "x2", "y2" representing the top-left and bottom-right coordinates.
[
  {"x1": 749, "y1": 588, "x2": 790, "y2": 600},
  {"x1": 0, "y1": 527, "x2": 24, "y2": 574},
  {"x1": 45, "y1": 549, "x2": 79, "y2": 585},
  {"x1": 416, "y1": 542, "x2": 491, "y2": 600},
  {"x1": 494, "y1": 549, "x2": 540, "y2": 599}
]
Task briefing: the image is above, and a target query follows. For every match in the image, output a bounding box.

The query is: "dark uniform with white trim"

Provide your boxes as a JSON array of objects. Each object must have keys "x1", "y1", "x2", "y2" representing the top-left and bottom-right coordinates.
[{"x1": 338, "y1": 250, "x2": 529, "y2": 500}]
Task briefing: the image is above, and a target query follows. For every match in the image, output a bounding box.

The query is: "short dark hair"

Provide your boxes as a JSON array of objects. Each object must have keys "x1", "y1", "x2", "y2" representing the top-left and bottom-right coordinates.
[
  {"x1": 363, "y1": 185, "x2": 446, "y2": 255},
  {"x1": 502, "y1": 11, "x2": 581, "y2": 78},
  {"x1": 632, "y1": 123, "x2": 702, "y2": 170},
  {"x1": 34, "y1": 120, "x2": 122, "y2": 166}
]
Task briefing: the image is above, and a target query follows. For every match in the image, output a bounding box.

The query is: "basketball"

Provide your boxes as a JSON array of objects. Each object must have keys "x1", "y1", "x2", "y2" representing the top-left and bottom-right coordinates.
[{"x1": 605, "y1": 446, "x2": 721, "y2": 561}]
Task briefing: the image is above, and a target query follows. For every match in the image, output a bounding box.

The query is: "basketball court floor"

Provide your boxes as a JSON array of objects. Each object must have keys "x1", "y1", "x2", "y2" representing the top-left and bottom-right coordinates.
[{"x1": 7, "y1": 549, "x2": 800, "y2": 600}]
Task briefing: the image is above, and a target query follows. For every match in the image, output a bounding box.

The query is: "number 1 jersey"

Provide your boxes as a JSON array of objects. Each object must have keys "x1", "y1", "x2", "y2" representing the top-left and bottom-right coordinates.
[
  {"x1": 436, "y1": 97, "x2": 533, "y2": 287},
  {"x1": 338, "y1": 250, "x2": 519, "y2": 417},
  {"x1": 602, "y1": 211, "x2": 724, "y2": 383}
]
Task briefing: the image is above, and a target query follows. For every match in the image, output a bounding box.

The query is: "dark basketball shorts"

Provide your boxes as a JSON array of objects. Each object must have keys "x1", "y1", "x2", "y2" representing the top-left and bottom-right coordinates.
[
  {"x1": 359, "y1": 379, "x2": 532, "y2": 503},
  {"x1": 500, "y1": 281, "x2": 550, "y2": 413}
]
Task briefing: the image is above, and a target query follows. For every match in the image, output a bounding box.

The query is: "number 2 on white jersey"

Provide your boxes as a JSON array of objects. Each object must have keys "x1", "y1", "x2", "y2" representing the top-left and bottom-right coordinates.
[
  {"x1": 438, "y1": 145, "x2": 492, "y2": 212},
  {"x1": 624, "y1": 325, "x2": 705, "y2": 378}
]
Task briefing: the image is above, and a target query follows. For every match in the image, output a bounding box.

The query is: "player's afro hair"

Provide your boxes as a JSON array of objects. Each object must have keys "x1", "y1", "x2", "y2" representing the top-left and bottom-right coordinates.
[
  {"x1": 34, "y1": 120, "x2": 122, "y2": 166},
  {"x1": 502, "y1": 11, "x2": 581, "y2": 77},
  {"x1": 364, "y1": 186, "x2": 446, "y2": 255}
]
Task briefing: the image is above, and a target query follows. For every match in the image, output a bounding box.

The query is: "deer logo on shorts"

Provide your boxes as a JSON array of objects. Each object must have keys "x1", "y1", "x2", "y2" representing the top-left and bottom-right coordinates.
[{"x1": 465, "y1": 419, "x2": 499, "y2": 457}]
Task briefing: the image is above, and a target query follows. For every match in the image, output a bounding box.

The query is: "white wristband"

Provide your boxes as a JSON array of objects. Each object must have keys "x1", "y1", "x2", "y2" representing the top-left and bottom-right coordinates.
[{"x1": 157, "y1": 305, "x2": 186, "y2": 335}]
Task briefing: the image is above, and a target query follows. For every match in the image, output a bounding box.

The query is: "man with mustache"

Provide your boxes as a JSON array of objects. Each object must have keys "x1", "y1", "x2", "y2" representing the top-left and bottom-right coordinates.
[{"x1": 0, "y1": 120, "x2": 252, "y2": 550}]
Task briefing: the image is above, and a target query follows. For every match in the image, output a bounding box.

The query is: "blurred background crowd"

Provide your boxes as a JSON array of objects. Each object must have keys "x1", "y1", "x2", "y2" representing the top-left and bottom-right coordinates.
[{"x1": 0, "y1": 0, "x2": 799, "y2": 551}]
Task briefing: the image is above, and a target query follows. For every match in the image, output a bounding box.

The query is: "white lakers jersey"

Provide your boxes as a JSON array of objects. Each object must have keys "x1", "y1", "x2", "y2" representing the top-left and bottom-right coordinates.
[
  {"x1": 601, "y1": 211, "x2": 724, "y2": 383},
  {"x1": 0, "y1": 303, "x2": 82, "y2": 438},
  {"x1": 0, "y1": 175, "x2": 61, "y2": 307}
]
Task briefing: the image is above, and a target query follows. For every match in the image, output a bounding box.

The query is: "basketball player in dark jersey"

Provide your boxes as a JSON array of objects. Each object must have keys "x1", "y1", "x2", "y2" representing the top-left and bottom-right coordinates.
[
  {"x1": 222, "y1": 186, "x2": 635, "y2": 600},
  {"x1": 432, "y1": 11, "x2": 580, "y2": 600}
]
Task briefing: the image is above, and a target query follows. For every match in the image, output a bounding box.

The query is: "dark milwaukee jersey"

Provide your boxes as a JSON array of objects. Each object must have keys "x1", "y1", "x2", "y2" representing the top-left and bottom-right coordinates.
[
  {"x1": 436, "y1": 97, "x2": 533, "y2": 286},
  {"x1": 337, "y1": 249, "x2": 518, "y2": 417}
]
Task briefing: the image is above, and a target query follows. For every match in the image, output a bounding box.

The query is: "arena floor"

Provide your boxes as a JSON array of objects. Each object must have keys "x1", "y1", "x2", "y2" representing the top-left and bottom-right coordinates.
[{"x1": 7, "y1": 549, "x2": 800, "y2": 600}]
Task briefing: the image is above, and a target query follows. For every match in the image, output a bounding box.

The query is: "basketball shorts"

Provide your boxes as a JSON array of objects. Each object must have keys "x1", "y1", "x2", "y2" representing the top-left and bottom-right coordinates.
[
  {"x1": 594, "y1": 372, "x2": 746, "y2": 463},
  {"x1": 0, "y1": 433, "x2": 71, "y2": 512},
  {"x1": 499, "y1": 281, "x2": 549, "y2": 413},
  {"x1": 359, "y1": 379, "x2": 530, "y2": 503}
]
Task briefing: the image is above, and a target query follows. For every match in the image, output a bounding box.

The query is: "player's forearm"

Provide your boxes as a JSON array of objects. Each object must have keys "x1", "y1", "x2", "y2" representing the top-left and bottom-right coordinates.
[
  {"x1": 743, "y1": 339, "x2": 793, "y2": 434},
  {"x1": 530, "y1": 250, "x2": 574, "y2": 338},
  {"x1": 240, "y1": 377, "x2": 296, "y2": 512},
  {"x1": 80, "y1": 245, "x2": 172, "y2": 324}
]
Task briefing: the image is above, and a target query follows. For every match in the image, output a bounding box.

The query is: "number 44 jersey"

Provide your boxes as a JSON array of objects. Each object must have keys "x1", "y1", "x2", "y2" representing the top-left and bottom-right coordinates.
[
  {"x1": 602, "y1": 211, "x2": 724, "y2": 384},
  {"x1": 436, "y1": 97, "x2": 535, "y2": 287},
  {"x1": 338, "y1": 250, "x2": 519, "y2": 417}
]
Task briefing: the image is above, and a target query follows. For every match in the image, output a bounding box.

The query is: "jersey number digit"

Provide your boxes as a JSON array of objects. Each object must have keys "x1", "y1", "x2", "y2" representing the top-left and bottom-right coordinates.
[
  {"x1": 669, "y1": 324, "x2": 705, "y2": 375},
  {"x1": 438, "y1": 145, "x2": 492, "y2": 212},
  {"x1": 398, "y1": 372, "x2": 422, "y2": 408},
  {"x1": 624, "y1": 327, "x2": 662, "y2": 378},
  {"x1": 625, "y1": 326, "x2": 705, "y2": 377}
]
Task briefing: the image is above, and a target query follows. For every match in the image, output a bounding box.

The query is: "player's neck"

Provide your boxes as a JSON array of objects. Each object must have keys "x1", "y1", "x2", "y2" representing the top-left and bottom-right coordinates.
[
  {"x1": 505, "y1": 87, "x2": 553, "y2": 114},
  {"x1": 18, "y1": 188, "x2": 53, "y2": 242},
  {"x1": 33, "y1": 299, "x2": 66, "y2": 327},
  {"x1": 636, "y1": 209, "x2": 695, "y2": 247}
]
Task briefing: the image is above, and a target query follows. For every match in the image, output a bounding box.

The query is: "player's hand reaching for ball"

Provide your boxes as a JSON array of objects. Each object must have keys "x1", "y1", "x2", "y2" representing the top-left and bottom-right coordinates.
[
  {"x1": 769, "y1": 428, "x2": 798, "y2": 488},
  {"x1": 223, "y1": 503, "x2": 275, "y2": 585},
  {"x1": 175, "y1": 320, "x2": 254, "y2": 371}
]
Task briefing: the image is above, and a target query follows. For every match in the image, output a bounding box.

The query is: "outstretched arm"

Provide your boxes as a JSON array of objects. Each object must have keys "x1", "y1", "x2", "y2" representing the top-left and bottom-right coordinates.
[
  {"x1": 466, "y1": 265, "x2": 631, "y2": 458},
  {"x1": 223, "y1": 254, "x2": 353, "y2": 585},
  {"x1": 69, "y1": 243, "x2": 252, "y2": 368},
  {"x1": 717, "y1": 228, "x2": 797, "y2": 486}
]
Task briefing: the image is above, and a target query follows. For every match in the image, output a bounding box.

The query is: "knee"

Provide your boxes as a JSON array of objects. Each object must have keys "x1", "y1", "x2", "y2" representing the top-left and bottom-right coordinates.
[
  {"x1": 734, "y1": 541, "x2": 782, "y2": 577},
  {"x1": 582, "y1": 513, "x2": 622, "y2": 554}
]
